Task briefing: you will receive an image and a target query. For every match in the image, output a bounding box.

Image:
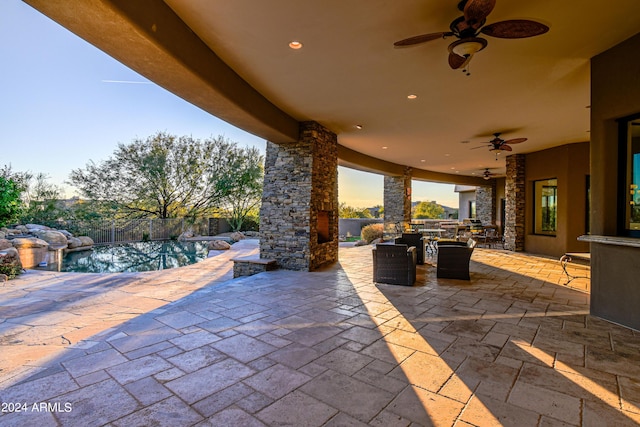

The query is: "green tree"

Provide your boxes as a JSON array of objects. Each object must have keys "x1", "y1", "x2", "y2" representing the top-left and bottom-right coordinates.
[
  {"x1": 69, "y1": 132, "x2": 258, "y2": 220},
  {"x1": 220, "y1": 146, "x2": 264, "y2": 231},
  {"x1": 339, "y1": 203, "x2": 373, "y2": 218},
  {"x1": 413, "y1": 201, "x2": 445, "y2": 219},
  {"x1": 0, "y1": 176, "x2": 23, "y2": 227}
]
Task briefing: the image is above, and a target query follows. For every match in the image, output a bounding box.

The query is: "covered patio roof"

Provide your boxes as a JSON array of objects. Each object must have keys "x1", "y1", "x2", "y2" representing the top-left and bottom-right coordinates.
[{"x1": 22, "y1": 0, "x2": 640, "y2": 182}]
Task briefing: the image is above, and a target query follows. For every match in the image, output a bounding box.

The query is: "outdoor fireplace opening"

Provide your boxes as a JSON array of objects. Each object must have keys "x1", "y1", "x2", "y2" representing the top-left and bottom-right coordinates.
[{"x1": 317, "y1": 210, "x2": 332, "y2": 244}]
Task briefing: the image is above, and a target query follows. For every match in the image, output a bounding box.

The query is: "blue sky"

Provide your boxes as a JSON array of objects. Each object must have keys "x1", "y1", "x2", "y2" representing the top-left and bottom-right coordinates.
[{"x1": 0, "y1": 0, "x2": 458, "y2": 209}]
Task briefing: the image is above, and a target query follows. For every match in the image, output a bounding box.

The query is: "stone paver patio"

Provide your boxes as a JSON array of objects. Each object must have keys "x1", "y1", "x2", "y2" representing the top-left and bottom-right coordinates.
[{"x1": 1, "y1": 240, "x2": 639, "y2": 426}]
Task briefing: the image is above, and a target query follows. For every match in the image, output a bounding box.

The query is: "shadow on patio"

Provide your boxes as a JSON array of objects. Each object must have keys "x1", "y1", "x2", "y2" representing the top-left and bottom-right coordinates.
[{"x1": 0, "y1": 243, "x2": 638, "y2": 426}]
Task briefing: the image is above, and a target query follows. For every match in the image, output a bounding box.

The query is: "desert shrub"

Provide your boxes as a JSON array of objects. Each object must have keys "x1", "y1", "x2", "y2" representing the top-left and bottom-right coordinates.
[
  {"x1": 360, "y1": 223, "x2": 383, "y2": 243},
  {"x1": 0, "y1": 263, "x2": 22, "y2": 280}
]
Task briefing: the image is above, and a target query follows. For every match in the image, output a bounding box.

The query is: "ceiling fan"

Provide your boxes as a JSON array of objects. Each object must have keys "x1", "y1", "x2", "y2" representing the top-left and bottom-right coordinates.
[
  {"x1": 481, "y1": 168, "x2": 496, "y2": 180},
  {"x1": 472, "y1": 132, "x2": 527, "y2": 158},
  {"x1": 393, "y1": 0, "x2": 549, "y2": 75}
]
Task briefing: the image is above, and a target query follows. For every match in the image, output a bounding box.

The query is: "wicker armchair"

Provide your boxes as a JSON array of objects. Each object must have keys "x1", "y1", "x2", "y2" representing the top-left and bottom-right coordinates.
[
  {"x1": 395, "y1": 233, "x2": 426, "y2": 264},
  {"x1": 372, "y1": 244, "x2": 417, "y2": 286},
  {"x1": 436, "y1": 239, "x2": 476, "y2": 280}
]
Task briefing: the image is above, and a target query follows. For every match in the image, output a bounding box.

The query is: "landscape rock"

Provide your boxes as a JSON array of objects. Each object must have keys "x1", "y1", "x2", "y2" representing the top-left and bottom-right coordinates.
[
  {"x1": 15, "y1": 225, "x2": 28, "y2": 234},
  {"x1": 67, "y1": 237, "x2": 83, "y2": 249},
  {"x1": 177, "y1": 229, "x2": 195, "y2": 241},
  {"x1": 0, "y1": 247, "x2": 23, "y2": 279},
  {"x1": 26, "y1": 224, "x2": 50, "y2": 232},
  {"x1": 34, "y1": 230, "x2": 68, "y2": 249},
  {"x1": 354, "y1": 240, "x2": 368, "y2": 247},
  {"x1": 78, "y1": 236, "x2": 95, "y2": 247},
  {"x1": 11, "y1": 237, "x2": 49, "y2": 249},
  {"x1": 208, "y1": 240, "x2": 231, "y2": 250},
  {"x1": 230, "y1": 232, "x2": 246, "y2": 241},
  {"x1": 0, "y1": 239, "x2": 12, "y2": 250},
  {"x1": 0, "y1": 231, "x2": 5, "y2": 239},
  {"x1": 58, "y1": 229, "x2": 73, "y2": 238}
]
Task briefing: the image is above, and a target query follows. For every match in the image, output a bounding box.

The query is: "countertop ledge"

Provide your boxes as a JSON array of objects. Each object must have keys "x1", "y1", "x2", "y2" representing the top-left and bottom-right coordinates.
[{"x1": 578, "y1": 235, "x2": 640, "y2": 248}]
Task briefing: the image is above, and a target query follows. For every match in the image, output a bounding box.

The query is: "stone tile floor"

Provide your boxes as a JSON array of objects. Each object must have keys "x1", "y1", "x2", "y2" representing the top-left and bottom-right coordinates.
[{"x1": 1, "y1": 240, "x2": 639, "y2": 426}]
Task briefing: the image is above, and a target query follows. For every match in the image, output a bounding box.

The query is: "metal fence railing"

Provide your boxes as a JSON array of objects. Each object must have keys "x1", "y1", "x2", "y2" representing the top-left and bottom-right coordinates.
[{"x1": 52, "y1": 218, "x2": 213, "y2": 245}]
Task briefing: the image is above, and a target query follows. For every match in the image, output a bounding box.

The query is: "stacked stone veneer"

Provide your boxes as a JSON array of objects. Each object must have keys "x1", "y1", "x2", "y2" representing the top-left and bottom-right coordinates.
[
  {"x1": 383, "y1": 167, "x2": 412, "y2": 237},
  {"x1": 476, "y1": 183, "x2": 496, "y2": 225},
  {"x1": 259, "y1": 121, "x2": 338, "y2": 271},
  {"x1": 505, "y1": 154, "x2": 526, "y2": 251}
]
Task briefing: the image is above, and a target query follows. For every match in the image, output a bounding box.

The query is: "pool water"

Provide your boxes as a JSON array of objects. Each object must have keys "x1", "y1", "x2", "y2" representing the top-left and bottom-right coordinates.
[{"x1": 37, "y1": 241, "x2": 211, "y2": 273}]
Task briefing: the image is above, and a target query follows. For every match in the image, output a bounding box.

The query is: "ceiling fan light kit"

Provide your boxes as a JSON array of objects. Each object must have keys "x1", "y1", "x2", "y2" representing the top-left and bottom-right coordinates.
[{"x1": 394, "y1": 0, "x2": 549, "y2": 75}]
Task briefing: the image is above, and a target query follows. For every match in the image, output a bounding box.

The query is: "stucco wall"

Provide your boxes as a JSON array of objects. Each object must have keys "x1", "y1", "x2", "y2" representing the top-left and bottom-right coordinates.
[
  {"x1": 458, "y1": 191, "x2": 475, "y2": 219},
  {"x1": 524, "y1": 142, "x2": 590, "y2": 257},
  {"x1": 590, "y1": 32, "x2": 640, "y2": 329}
]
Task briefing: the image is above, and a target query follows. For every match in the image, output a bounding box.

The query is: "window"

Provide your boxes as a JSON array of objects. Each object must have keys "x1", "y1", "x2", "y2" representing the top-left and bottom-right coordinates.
[
  {"x1": 469, "y1": 201, "x2": 476, "y2": 219},
  {"x1": 620, "y1": 116, "x2": 640, "y2": 236},
  {"x1": 534, "y1": 178, "x2": 557, "y2": 235}
]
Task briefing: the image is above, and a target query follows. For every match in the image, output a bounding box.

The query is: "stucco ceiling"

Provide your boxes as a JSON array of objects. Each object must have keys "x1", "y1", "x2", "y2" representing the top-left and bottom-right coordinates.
[{"x1": 158, "y1": 0, "x2": 640, "y2": 179}]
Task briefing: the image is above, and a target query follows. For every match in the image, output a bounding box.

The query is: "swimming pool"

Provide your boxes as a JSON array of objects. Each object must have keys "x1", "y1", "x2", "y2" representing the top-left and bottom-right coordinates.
[{"x1": 37, "y1": 240, "x2": 211, "y2": 273}]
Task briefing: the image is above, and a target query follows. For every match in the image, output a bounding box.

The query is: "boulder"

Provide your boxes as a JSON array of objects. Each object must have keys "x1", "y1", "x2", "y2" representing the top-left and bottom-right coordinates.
[
  {"x1": 67, "y1": 237, "x2": 83, "y2": 249},
  {"x1": 25, "y1": 224, "x2": 50, "y2": 232},
  {"x1": 208, "y1": 240, "x2": 231, "y2": 250},
  {"x1": 15, "y1": 225, "x2": 28, "y2": 234},
  {"x1": 354, "y1": 240, "x2": 368, "y2": 247},
  {"x1": 230, "y1": 232, "x2": 246, "y2": 242},
  {"x1": 78, "y1": 236, "x2": 95, "y2": 247},
  {"x1": 34, "y1": 230, "x2": 68, "y2": 249},
  {"x1": 0, "y1": 231, "x2": 5, "y2": 239},
  {"x1": 58, "y1": 229, "x2": 73, "y2": 238},
  {"x1": 178, "y1": 229, "x2": 195, "y2": 241},
  {"x1": 11, "y1": 237, "x2": 49, "y2": 249},
  {"x1": 3, "y1": 228, "x2": 21, "y2": 237},
  {"x1": 0, "y1": 239, "x2": 12, "y2": 250},
  {"x1": 0, "y1": 247, "x2": 23, "y2": 279}
]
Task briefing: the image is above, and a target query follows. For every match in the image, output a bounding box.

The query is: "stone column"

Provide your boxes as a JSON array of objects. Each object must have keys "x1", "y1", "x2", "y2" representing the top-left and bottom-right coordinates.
[
  {"x1": 504, "y1": 154, "x2": 526, "y2": 251},
  {"x1": 259, "y1": 121, "x2": 338, "y2": 271},
  {"x1": 383, "y1": 167, "x2": 412, "y2": 237},
  {"x1": 475, "y1": 183, "x2": 496, "y2": 225}
]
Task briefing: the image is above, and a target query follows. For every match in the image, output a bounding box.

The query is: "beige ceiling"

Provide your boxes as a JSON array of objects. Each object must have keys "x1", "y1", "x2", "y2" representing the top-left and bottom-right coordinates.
[
  {"x1": 24, "y1": 0, "x2": 640, "y2": 181},
  {"x1": 160, "y1": 0, "x2": 640, "y2": 179}
]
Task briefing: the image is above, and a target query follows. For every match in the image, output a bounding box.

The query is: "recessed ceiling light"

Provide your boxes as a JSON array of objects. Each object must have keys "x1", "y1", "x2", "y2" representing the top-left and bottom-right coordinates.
[
  {"x1": 450, "y1": 167, "x2": 455, "y2": 170},
  {"x1": 289, "y1": 41, "x2": 303, "y2": 49},
  {"x1": 355, "y1": 124, "x2": 363, "y2": 130},
  {"x1": 407, "y1": 94, "x2": 417, "y2": 99},
  {"x1": 382, "y1": 146, "x2": 388, "y2": 150},
  {"x1": 444, "y1": 154, "x2": 450, "y2": 157},
  {"x1": 420, "y1": 159, "x2": 426, "y2": 162}
]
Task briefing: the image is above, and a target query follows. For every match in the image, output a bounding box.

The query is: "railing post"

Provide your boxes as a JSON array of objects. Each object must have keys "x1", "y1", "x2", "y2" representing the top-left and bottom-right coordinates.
[
  {"x1": 111, "y1": 220, "x2": 115, "y2": 244},
  {"x1": 149, "y1": 219, "x2": 153, "y2": 241}
]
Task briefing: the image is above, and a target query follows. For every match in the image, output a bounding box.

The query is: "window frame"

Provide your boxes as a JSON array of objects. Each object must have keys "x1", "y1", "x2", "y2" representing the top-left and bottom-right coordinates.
[
  {"x1": 533, "y1": 178, "x2": 558, "y2": 236},
  {"x1": 618, "y1": 114, "x2": 640, "y2": 238}
]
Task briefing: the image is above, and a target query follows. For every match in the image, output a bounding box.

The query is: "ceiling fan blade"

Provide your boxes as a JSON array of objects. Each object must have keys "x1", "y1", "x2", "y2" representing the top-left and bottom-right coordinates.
[
  {"x1": 504, "y1": 137, "x2": 527, "y2": 144},
  {"x1": 471, "y1": 145, "x2": 491, "y2": 150},
  {"x1": 394, "y1": 32, "x2": 451, "y2": 47},
  {"x1": 481, "y1": 20, "x2": 549, "y2": 39},
  {"x1": 464, "y1": 0, "x2": 496, "y2": 26},
  {"x1": 500, "y1": 144, "x2": 513, "y2": 151},
  {"x1": 448, "y1": 52, "x2": 467, "y2": 69}
]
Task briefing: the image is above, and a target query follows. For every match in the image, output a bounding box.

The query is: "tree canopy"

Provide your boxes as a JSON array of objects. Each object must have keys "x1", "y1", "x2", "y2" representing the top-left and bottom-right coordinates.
[
  {"x1": 339, "y1": 203, "x2": 373, "y2": 219},
  {"x1": 69, "y1": 132, "x2": 263, "y2": 220},
  {"x1": 413, "y1": 201, "x2": 445, "y2": 219},
  {"x1": 0, "y1": 176, "x2": 23, "y2": 227}
]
